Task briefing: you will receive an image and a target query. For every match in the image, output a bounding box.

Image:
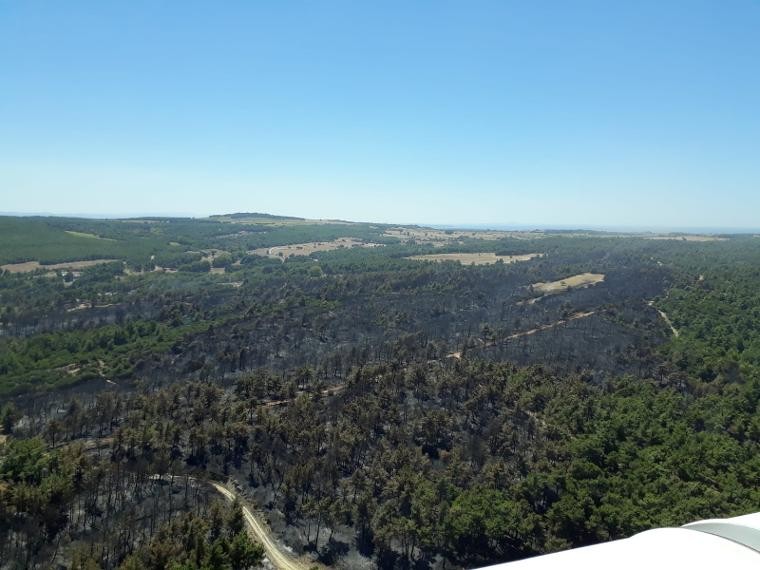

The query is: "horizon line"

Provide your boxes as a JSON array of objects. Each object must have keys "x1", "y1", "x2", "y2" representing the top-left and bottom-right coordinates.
[{"x1": 1, "y1": 211, "x2": 758, "y2": 235}]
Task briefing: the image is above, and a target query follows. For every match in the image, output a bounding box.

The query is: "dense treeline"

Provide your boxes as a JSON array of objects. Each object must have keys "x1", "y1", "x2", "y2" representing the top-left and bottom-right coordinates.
[{"x1": 657, "y1": 241, "x2": 760, "y2": 384}]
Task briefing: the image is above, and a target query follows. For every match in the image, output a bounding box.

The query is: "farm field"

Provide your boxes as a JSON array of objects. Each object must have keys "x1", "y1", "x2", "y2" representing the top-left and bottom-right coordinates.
[
  {"x1": 384, "y1": 226, "x2": 540, "y2": 245},
  {"x1": 251, "y1": 237, "x2": 384, "y2": 259},
  {"x1": 0, "y1": 258, "x2": 119, "y2": 273},
  {"x1": 645, "y1": 235, "x2": 727, "y2": 242},
  {"x1": 531, "y1": 272, "x2": 606, "y2": 295},
  {"x1": 407, "y1": 252, "x2": 543, "y2": 265}
]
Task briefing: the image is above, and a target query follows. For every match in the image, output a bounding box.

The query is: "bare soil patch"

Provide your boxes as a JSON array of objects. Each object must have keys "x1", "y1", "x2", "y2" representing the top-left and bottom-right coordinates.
[
  {"x1": 407, "y1": 252, "x2": 543, "y2": 266},
  {"x1": 251, "y1": 238, "x2": 383, "y2": 260},
  {"x1": 1, "y1": 259, "x2": 119, "y2": 274}
]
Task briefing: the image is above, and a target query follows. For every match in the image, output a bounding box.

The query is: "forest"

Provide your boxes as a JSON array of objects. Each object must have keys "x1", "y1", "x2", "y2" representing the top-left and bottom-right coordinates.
[{"x1": 1, "y1": 215, "x2": 758, "y2": 569}]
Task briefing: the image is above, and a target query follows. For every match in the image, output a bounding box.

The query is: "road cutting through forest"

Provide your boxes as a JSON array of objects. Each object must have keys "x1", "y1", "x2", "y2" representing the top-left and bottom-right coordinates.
[
  {"x1": 211, "y1": 481, "x2": 315, "y2": 570},
  {"x1": 448, "y1": 311, "x2": 596, "y2": 359},
  {"x1": 147, "y1": 472, "x2": 319, "y2": 570},
  {"x1": 264, "y1": 383, "x2": 346, "y2": 407},
  {"x1": 648, "y1": 301, "x2": 679, "y2": 337}
]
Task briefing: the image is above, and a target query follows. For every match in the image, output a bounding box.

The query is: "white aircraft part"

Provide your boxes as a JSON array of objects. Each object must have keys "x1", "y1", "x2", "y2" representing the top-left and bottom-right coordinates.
[{"x1": 477, "y1": 512, "x2": 760, "y2": 570}]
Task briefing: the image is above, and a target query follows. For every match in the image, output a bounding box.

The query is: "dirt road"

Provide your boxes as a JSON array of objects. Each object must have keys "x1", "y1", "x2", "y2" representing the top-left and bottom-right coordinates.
[
  {"x1": 447, "y1": 311, "x2": 595, "y2": 359},
  {"x1": 264, "y1": 384, "x2": 346, "y2": 408},
  {"x1": 503, "y1": 311, "x2": 595, "y2": 340},
  {"x1": 211, "y1": 482, "x2": 313, "y2": 570},
  {"x1": 70, "y1": 440, "x2": 314, "y2": 570},
  {"x1": 648, "y1": 301, "x2": 679, "y2": 337}
]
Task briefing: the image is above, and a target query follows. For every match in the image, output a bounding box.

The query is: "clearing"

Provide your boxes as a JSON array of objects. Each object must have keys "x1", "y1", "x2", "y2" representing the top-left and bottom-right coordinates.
[
  {"x1": 64, "y1": 230, "x2": 116, "y2": 241},
  {"x1": 531, "y1": 272, "x2": 605, "y2": 296},
  {"x1": 0, "y1": 259, "x2": 119, "y2": 274},
  {"x1": 407, "y1": 252, "x2": 543, "y2": 266},
  {"x1": 251, "y1": 238, "x2": 383, "y2": 260}
]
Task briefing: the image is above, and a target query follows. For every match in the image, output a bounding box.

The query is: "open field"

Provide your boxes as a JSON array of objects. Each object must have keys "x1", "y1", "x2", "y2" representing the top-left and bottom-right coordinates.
[
  {"x1": 385, "y1": 227, "x2": 540, "y2": 245},
  {"x1": 0, "y1": 258, "x2": 119, "y2": 273},
  {"x1": 645, "y1": 235, "x2": 727, "y2": 242},
  {"x1": 64, "y1": 230, "x2": 116, "y2": 241},
  {"x1": 407, "y1": 252, "x2": 543, "y2": 265},
  {"x1": 251, "y1": 237, "x2": 384, "y2": 259},
  {"x1": 532, "y1": 272, "x2": 606, "y2": 295}
]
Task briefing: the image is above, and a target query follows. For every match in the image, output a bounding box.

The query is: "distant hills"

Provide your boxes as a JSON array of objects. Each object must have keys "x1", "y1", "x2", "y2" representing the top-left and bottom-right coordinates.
[{"x1": 210, "y1": 212, "x2": 306, "y2": 222}]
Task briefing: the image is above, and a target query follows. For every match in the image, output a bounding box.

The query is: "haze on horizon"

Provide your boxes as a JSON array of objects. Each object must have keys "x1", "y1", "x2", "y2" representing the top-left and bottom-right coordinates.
[{"x1": 2, "y1": 1, "x2": 759, "y2": 229}]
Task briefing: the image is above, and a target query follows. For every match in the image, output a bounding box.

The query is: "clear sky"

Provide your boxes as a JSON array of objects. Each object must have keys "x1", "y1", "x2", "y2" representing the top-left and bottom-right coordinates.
[{"x1": 1, "y1": 1, "x2": 759, "y2": 229}]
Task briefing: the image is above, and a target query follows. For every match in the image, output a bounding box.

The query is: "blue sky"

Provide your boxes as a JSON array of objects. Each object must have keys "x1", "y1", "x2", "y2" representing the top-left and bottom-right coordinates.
[{"x1": 1, "y1": 1, "x2": 759, "y2": 228}]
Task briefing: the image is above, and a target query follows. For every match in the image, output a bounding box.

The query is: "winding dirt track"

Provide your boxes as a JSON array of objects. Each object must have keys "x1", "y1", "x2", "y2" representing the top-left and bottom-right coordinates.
[
  {"x1": 648, "y1": 301, "x2": 679, "y2": 337},
  {"x1": 210, "y1": 482, "x2": 312, "y2": 570}
]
